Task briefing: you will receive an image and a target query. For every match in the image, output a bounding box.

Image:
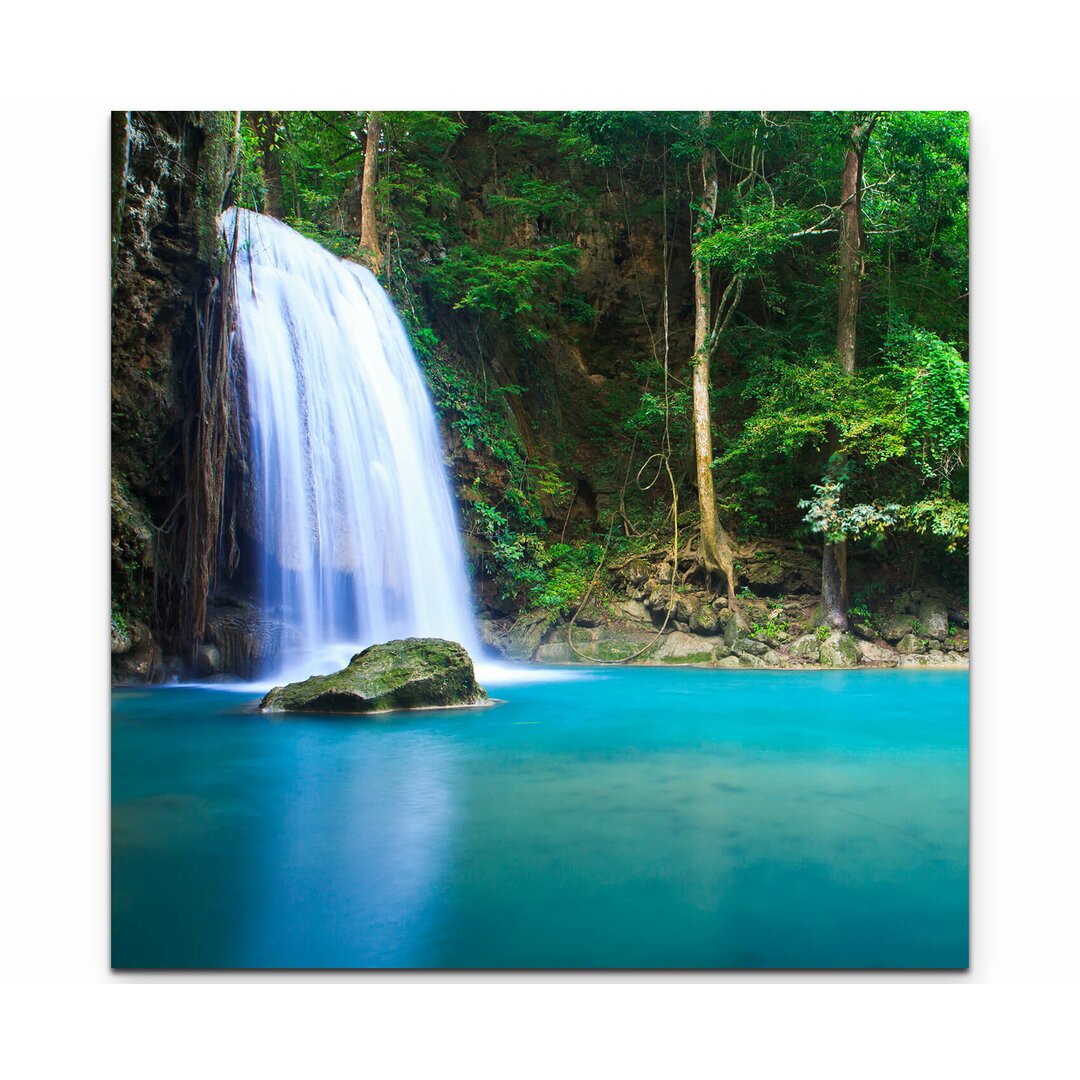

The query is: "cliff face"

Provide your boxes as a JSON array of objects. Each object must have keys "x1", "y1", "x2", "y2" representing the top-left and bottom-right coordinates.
[{"x1": 111, "y1": 111, "x2": 239, "y2": 679}]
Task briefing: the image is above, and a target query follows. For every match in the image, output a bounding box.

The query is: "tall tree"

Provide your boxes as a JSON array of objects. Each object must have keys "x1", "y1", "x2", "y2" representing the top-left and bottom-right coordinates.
[
  {"x1": 689, "y1": 111, "x2": 742, "y2": 608},
  {"x1": 821, "y1": 113, "x2": 879, "y2": 630},
  {"x1": 249, "y1": 111, "x2": 285, "y2": 220},
  {"x1": 359, "y1": 111, "x2": 383, "y2": 270}
]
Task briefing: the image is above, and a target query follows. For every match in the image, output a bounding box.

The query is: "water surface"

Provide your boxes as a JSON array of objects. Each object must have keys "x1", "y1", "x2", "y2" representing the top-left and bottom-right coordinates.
[{"x1": 112, "y1": 667, "x2": 968, "y2": 969}]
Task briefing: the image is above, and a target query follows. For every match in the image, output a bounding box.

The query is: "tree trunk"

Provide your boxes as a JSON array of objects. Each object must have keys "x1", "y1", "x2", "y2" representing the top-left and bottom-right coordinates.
[
  {"x1": 251, "y1": 112, "x2": 285, "y2": 219},
  {"x1": 822, "y1": 118, "x2": 874, "y2": 630},
  {"x1": 359, "y1": 111, "x2": 383, "y2": 271},
  {"x1": 691, "y1": 114, "x2": 740, "y2": 607},
  {"x1": 835, "y1": 135, "x2": 864, "y2": 377}
]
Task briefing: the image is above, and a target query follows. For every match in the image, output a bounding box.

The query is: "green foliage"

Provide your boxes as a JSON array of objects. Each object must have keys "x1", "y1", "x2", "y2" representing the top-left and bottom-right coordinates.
[
  {"x1": 727, "y1": 352, "x2": 908, "y2": 468},
  {"x1": 870, "y1": 112, "x2": 968, "y2": 304},
  {"x1": 694, "y1": 201, "x2": 806, "y2": 277},
  {"x1": 530, "y1": 542, "x2": 603, "y2": 615},
  {"x1": 486, "y1": 175, "x2": 582, "y2": 228},
  {"x1": 885, "y1": 319, "x2": 969, "y2": 490},
  {"x1": 749, "y1": 603, "x2": 790, "y2": 643},
  {"x1": 429, "y1": 244, "x2": 587, "y2": 343},
  {"x1": 418, "y1": 348, "x2": 525, "y2": 467},
  {"x1": 226, "y1": 109, "x2": 969, "y2": 599},
  {"x1": 283, "y1": 216, "x2": 357, "y2": 258},
  {"x1": 899, "y1": 496, "x2": 969, "y2": 552}
]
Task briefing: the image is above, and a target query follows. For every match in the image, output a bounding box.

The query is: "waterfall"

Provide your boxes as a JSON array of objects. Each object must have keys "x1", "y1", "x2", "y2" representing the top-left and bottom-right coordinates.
[{"x1": 224, "y1": 209, "x2": 478, "y2": 678}]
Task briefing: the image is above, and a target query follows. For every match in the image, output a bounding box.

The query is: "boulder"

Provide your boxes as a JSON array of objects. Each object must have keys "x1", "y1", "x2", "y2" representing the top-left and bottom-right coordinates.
[
  {"x1": 716, "y1": 655, "x2": 742, "y2": 668},
  {"x1": 881, "y1": 613, "x2": 916, "y2": 642},
  {"x1": 896, "y1": 633, "x2": 928, "y2": 655},
  {"x1": 721, "y1": 610, "x2": 744, "y2": 647},
  {"x1": 617, "y1": 558, "x2": 651, "y2": 594},
  {"x1": 917, "y1": 596, "x2": 949, "y2": 641},
  {"x1": 738, "y1": 653, "x2": 768, "y2": 669},
  {"x1": 673, "y1": 595, "x2": 696, "y2": 625},
  {"x1": 819, "y1": 631, "x2": 859, "y2": 668},
  {"x1": 260, "y1": 638, "x2": 488, "y2": 714},
  {"x1": 789, "y1": 634, "x2": 822, "y2": 662},
  {"x1": 688, "y1": 602, "x2": 721, "y2": 635},
  {"x1": 857, "y1": 640, "x2": 898, "y2": 666},
  {"x1": 898, "y1": 651, "x2": 968, "y2": 668},
  {"x1": 112, "y1": 619, "x2": 161, "y2": 684},
  {"x1": 610, "y1": 599, "x2": 651, "y2": 624},
  {"x1": 481, "y1": 610, "x2": 552, "y2": 661},
  {"x1": 644, "y1": 583, "x2": 673, "y2": 620},
  {"x1": 849, "y1": 616, "x2": 877, "y2": 641},
  {"x1": 653, "y1": 631, "x2": 717, "y2": 664},
  {"x1": 732, "y1": 637, "x2": 770, "y2": 658}
]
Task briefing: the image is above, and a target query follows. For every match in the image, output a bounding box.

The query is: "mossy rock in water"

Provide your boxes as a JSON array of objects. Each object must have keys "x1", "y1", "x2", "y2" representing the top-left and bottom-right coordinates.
[{"x1": 260, "y1": 638, "x2": 487, "y2": 714}]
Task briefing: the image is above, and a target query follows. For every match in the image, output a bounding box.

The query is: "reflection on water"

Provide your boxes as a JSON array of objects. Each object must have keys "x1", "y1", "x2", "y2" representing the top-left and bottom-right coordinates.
[{"x1": 112, "y1": 668, "x2": 968, "y2": 969}]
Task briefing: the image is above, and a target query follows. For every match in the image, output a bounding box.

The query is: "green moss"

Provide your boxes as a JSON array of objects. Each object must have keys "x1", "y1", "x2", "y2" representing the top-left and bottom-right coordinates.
[
  {"x1": 261, "y1": 638, "x2": 487, "y2": 714},
  {"x1": 192, "y1": 111, "x2": 240, "y2": 265}
]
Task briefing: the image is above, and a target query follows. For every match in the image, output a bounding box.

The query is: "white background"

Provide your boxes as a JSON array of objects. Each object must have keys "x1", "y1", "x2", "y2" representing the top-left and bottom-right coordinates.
[{"x1": 1, "y1": 2, "x2": 1077, "y2": 1075}]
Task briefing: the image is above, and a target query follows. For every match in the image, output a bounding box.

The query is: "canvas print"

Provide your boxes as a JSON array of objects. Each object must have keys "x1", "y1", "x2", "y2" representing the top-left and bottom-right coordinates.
[{"x1": 111, "y1": 111, "x2": 969, "y2": 969}]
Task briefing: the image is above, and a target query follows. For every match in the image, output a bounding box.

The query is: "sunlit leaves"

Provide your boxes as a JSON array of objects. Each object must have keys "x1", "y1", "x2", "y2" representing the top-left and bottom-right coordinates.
[
  {"x1": 884, "y1": 318, "x2": 969, "y2": 490},
  {"x1": 800, "y1": 474, "x2": 900, "y2": 544},
  {"x1": 429, "y1": 243, "x2": 586, "y2": 342},
  {"x1": 694, "y1": 202, "x2": 806, "y2": 277}
]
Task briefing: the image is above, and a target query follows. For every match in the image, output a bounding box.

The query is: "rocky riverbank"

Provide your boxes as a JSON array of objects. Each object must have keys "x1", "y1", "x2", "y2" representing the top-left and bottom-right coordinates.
[
  {"x1": 113, "y1": 542, "x2": 968, "y2": 684},
  {"x1": 479, "y1": 543, "x2": 968, "y2": 670}
]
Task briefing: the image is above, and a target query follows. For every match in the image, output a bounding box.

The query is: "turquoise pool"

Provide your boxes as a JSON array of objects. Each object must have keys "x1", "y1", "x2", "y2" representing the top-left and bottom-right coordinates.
[{"x1": 112, "y1": 666, "x2": 968, "y2": 969}]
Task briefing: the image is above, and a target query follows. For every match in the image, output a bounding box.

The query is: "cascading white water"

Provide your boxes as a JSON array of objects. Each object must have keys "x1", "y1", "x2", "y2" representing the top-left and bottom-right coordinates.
[{"x1": 224, "y1": 209, "x2": 479, "y2": 678}]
